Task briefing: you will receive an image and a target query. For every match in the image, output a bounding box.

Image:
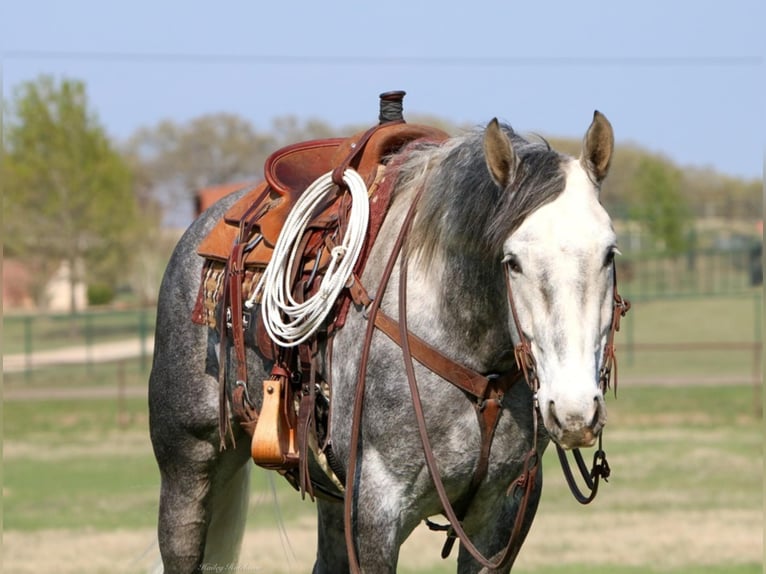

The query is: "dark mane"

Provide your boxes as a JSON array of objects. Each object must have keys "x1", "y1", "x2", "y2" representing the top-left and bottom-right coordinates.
[{"x1": 397, "y1": 123, "x2": 567, "y2": 265}]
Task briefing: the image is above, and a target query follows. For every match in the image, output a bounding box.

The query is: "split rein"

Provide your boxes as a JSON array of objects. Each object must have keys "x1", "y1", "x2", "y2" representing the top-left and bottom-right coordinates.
[{"x1": 344, "y1": 185, "x2": 631, "y2": 572}]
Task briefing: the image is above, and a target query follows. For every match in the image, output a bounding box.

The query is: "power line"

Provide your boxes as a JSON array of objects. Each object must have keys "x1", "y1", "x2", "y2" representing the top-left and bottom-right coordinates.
[{"x1": 3, "y1": 50, "x2": 762, "y2": 67}]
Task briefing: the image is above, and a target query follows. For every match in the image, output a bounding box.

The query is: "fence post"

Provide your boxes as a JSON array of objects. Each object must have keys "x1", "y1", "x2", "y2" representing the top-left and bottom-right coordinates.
[
  {"x1": 24, "y1": 315, "x2": 33, "y2": 383},
  {"x1": 754, "y1": 293, "x2": 762, "y2": 417},
  {"x1": 625, "y1": 299, "x2": 635, "y2": 367},
  {"x1": 139, "y1": 309, "x2": 148, "y2": 372},
  {"x1": 84, "y1": 312, "x2": 94, "y2": 374},
  {"x1": 117, "y1": 360, "x2": 129, "y2": 428}
]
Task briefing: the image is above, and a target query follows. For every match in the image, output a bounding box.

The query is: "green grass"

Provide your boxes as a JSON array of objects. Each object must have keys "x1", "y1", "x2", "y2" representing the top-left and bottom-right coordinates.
[
  {"x1": 3, "y1": 396, "x2": 313, "y2": 532},
  {"x1": 608, "y1": 383, "x2": 760, "y2": 427},
  {"x1": 3, "y1": 385, "x2": 762, "y2": 572},
  {"x1": 402, "y1": 566, "x2": 762, "y2": 574},
  {"x1": 3, "y1": 292, "x2": 763, "y2": 572},
  {"x1": 618, "y1": 291, "x2": 762, "y2": 379},
  {"x1": 5, "y1": 454, "x2": 160, "y2": 530},
  {"x1": 4, "y1": 356, "x2": 152, "y2": 388},
  {"x1": 4, "y1": 397, "x2": 156, "y2": 531}
]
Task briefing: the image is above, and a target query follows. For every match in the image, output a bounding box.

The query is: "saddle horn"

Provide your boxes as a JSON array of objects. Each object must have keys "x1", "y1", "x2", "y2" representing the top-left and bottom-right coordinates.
[{"x1": 379, "y1": 90, "x2": 406, "y2": 124}]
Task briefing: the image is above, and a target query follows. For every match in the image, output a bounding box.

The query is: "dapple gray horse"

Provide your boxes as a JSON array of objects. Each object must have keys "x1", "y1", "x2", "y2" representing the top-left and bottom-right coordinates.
[{"x1": 149, "y1": 111, "x2": 617, "y2": 573}]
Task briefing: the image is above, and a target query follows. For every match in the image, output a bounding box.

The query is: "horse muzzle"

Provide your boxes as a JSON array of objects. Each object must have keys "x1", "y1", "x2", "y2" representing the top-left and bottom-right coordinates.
[{"x1": 542, "y1": 395, "x2": 607, "y2": 450}]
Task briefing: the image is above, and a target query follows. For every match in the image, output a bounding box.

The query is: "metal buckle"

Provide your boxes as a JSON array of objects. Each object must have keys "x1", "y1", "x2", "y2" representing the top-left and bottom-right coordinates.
[{"x1": 235, "y1": 380, "x2": 254, "y2": 408}]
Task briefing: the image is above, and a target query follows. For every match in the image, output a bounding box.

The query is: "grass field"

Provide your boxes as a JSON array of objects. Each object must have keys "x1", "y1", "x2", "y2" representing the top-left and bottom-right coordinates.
[
  {"x1": 618, "y1": 291, "x2": 762, "y2": 380},
  {"x1": 3, "y1": 382, "x2": 762, "y2": 574},
  {"x1": 3, "y1": 293, "x2": 763, "y2": 572}
]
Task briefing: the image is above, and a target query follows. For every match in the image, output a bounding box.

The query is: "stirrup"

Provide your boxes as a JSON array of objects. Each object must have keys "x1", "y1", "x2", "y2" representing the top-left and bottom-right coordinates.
[{"x1": 251, "y1": 378, "x2": 298, "y2": 468}]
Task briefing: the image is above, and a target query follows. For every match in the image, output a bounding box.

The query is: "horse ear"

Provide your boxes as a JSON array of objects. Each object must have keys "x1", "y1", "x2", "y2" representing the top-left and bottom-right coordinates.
[
  {"x1": 483, "y1": 118, "x2": 517, "y2": 188},
  {"x1": 580, "y1": 110, "x2": 614, "y2": 184}
]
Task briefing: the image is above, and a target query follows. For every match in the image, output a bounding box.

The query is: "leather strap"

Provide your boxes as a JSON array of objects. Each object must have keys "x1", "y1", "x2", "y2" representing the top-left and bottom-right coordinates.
[
  {"x1": 556, "y1": 438, "x2": 610, "y2": 504},
  {"x1": 395, "y1": 234, "x2": 534, "y2": 571},
  {"x1": 297, "y1": 342, "x2": 320, "y2": 500},
  {"x1": 344, "y1": 186, "x2": 425, "y2": 573},
  {"x1": 372, "y1": 311, "x2": 516, "y2": 401},
  {"x1": 331, "y1": 120, "x2": 405, "y2": 188},
  {"x1": 343, "y1": 186, "x2": 533, "y2": 573},
  {"x1": 217, "y1": 185, "x2": 273, "y2": 448},
  {"x1": 229, "y1": 244, "x2": 249, "y2": 385},
  {"x1": 599, "y1": 266, "x2": 631, "y2": 396}
]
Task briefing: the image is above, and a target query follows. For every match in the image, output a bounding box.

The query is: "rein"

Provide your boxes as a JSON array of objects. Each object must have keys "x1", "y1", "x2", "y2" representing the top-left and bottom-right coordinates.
[
  {"x1": 343, "y1": 189, "x2": 631, "y2": 571},
  {"x1": 393, "y1": 239, "x2": 538, "y2": 571},
  {"x1": 345, "y1": 190, "x2": 536, "y2": 572}
]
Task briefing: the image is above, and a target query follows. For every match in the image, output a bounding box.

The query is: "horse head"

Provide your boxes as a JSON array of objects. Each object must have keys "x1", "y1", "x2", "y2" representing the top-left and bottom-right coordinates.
[{"x1": 484, "y1": 112, "x2": 616, "y2": 450}]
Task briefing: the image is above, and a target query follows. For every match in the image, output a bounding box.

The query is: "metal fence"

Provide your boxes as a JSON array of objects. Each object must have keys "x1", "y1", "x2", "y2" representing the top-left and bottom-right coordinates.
[
  {"x1": 3, "y1": 248, "x2": 763, "y2": 394},
  {"x1": 619, "y1": 245, "x2": 762, "y2": 299},
  {"x1": 3, "y1": 308, "x2": 156, "y2": 384},
  {"x1": 615, "y1": 289, "x2": 762, "y2": 414}
]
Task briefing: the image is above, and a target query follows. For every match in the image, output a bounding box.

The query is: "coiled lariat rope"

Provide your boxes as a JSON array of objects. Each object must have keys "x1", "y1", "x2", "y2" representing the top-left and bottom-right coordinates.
[{"x1": 246, "y1": 169, "x2": 369, "y2": 347}]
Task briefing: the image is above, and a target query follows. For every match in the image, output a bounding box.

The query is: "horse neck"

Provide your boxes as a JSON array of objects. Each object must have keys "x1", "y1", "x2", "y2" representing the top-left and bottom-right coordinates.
[
  {"x1": 419, "y1": 248, "x2": 513, "y2": 373},
  {"x1": 368, "y1": 187, "x2": 514, "y2": 374}
]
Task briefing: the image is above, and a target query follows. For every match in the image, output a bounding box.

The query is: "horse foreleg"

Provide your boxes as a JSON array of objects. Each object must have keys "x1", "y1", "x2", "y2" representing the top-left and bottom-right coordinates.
[
  {"x1": 456, "y1": 464, "x2": 544, "y2": 574},
  {"x1": 313, "y1": 463, "x2": 410, "y2": 574},
  {"x1": 313, "y1": 498, "x2": 349, "y2": 574}
]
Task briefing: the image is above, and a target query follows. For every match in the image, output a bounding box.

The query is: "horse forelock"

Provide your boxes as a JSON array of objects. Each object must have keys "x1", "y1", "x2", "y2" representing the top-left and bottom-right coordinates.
[{"x1": 397, "y1": 123, "x2": 567, "y2": 268}]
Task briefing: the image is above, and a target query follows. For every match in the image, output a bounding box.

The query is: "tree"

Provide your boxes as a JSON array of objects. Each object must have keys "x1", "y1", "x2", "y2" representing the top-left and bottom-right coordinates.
[
  {"x1": 124, "y1": 113, "x2": 404, "y2": 227},
  {"x1": 628, "y1": 156, "x2": 691, "y2": 254},
  {"x1": 3, "y1": 76, "x2": 140, "y2": 312},
  {"x1": 270, "y1": 115, "x2": 338, "y2": 145},
  {"x1": 125, "y1": 113, "x2": 277, "y2": 226}
]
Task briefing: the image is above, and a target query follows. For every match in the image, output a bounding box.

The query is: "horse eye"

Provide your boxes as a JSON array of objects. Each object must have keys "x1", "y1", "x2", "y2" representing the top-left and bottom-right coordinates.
[
  {"x1": 504, "y1": 254, "x2": 523, "y2": 274},
  {"x1": 604, "y1": 247, "x2": 620, "y2": 268}
]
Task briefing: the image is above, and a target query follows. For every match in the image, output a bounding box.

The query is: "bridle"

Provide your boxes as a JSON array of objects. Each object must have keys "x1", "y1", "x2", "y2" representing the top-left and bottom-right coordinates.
[
  {"x1": 343, "y1": 187, "x2": 631, "y2": 572},
  {"x1": 505, "y1": 262, "x2": 631, "y2": 506}
]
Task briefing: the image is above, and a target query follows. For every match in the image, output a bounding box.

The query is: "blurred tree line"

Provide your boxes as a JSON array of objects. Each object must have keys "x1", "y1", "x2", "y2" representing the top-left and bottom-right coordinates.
[
  {"x1": 3, "y1": 77, "x2": 139, "y2": 311},
  {"x1": 2, "y1": 76, "x2": 761, "y2": 311}
]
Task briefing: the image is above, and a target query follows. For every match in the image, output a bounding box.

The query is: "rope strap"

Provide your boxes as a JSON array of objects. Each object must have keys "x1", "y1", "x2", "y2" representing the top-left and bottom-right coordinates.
[{"x1": 247, "y1": 169, "x2": 369, "y2": 347}]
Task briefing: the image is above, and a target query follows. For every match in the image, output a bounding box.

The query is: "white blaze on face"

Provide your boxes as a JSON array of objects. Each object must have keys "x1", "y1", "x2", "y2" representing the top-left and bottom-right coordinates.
[{"x1": 504, "y1": 159, "x2": 617, "y2": 449}]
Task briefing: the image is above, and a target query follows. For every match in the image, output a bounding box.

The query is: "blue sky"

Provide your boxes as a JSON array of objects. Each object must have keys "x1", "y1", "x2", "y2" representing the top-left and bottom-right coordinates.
[{"x1": 2, "y1": 0, "x2": 763, "y2": 179}]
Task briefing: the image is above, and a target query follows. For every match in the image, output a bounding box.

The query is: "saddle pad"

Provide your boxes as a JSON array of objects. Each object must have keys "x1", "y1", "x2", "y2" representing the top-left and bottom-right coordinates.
[{"x1": 191, "y1": 260, "x2": 264, "y2": 328}]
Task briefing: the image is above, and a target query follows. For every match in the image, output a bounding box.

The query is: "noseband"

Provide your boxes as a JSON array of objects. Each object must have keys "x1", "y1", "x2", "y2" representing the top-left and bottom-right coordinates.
[{"x1": 343, "y1": 187, "x2": 631, "y2": 572}]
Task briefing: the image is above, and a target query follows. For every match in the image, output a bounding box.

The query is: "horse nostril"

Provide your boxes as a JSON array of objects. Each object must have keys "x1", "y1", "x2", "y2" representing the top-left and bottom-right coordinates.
[
  {"x1": 590, "y1": 399, "x2": 600, "y2": 428},
  {"x1": 548, "y1": 400, "x2": 563, "y2": 430},
  {"x1": 591, "y1": 396, "x2": 606, "y2": 433}
]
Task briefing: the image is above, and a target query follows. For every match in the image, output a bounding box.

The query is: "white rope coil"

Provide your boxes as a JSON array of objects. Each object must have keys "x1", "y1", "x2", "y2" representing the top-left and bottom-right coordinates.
[{"x1": 245, "y1": 169, "x2": 369, "y2": 347}]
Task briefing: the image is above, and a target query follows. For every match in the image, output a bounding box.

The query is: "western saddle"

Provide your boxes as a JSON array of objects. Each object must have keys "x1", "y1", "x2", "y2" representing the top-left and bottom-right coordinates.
[{"x1": 191, "y1": 91, "x2": 448, "y2": 498}]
